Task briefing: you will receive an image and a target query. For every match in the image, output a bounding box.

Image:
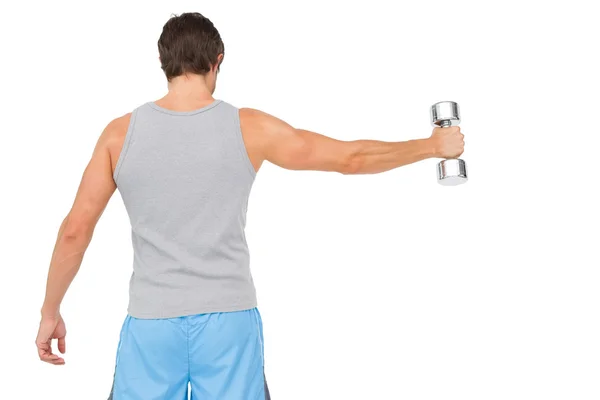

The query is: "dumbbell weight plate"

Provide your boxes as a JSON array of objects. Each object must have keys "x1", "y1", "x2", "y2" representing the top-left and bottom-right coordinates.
[
  {"x1": 437, "y1": 159, "x2": 467, "y2": 186},
  {"x1": 431, "y1": 101, "x2": 460, "y2": 127}
]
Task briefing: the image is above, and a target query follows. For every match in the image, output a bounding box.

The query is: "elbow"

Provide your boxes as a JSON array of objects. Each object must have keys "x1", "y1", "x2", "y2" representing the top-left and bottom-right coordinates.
[
  {"x1": 61, "y1": 215, "x2": 93, "y2": 244},
  {"x1": 339, "y1": 153, "x2": 364, "y2": 175}
]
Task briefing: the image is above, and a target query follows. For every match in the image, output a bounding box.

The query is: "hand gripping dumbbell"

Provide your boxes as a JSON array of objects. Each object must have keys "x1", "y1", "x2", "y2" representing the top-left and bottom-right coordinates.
[{"x1": 430, "y1": 101, "x2": 468, "y2": 186}]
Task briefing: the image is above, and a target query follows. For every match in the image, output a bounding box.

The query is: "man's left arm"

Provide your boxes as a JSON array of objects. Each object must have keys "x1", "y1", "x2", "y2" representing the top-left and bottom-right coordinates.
[{"x1": 36, "y1": 118, "x2": 122, "y2": 365}]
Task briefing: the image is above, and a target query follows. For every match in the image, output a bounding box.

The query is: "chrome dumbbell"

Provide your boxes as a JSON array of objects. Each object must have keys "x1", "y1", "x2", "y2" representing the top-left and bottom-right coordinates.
[{"x1": 430, "y1": 101, "x2": 468, "y2": 186}]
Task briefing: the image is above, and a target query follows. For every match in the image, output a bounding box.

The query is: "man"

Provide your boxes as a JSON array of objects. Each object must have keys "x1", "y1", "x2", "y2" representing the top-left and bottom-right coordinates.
[{"x1": 36, "y1": 12, "x2": 464, "y2": 400}]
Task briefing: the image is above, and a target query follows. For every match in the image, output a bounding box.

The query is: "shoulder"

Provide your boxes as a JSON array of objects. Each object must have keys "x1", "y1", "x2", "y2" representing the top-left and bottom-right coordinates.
[
  {"x1": 97, "y1": 113, "x2": 133, "y2": 171},
  {"x1": 239, "y1": 108, "x2": 291, "y2": 133},
  {"x1": 105, "y1": 113, "x2": 132, "y2": 136},
  {"x1": 239, "y1": 107, "x2": 268, "y2": 118},
  {"x1": 239, "y1": 108, "x2": 266, "y2": 126},
  {"x1": 239, "y1": 108, "x2": 278, "y2": 121},
  {"x1": 100, "y1": 113, "x2": 132, "y2": 146}
]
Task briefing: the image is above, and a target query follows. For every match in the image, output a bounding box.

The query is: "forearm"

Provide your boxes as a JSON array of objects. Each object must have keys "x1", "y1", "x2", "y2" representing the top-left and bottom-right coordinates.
[
  {"x1": 344, "y1": 138, "x2": 435, "y2": 174},
  {"x1": 41, "y1": 217, "x2": 92, "y2": 317}
]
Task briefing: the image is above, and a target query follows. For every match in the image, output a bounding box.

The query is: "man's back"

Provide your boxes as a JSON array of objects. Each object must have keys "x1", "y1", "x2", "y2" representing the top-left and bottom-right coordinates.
[{"x1": 114, "y1": 100, "x2": 257, "y2": 319}]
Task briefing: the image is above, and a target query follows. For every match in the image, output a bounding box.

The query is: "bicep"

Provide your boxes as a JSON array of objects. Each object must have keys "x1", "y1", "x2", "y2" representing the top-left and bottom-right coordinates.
[
  {"x1": 241, "y1": 108, "x2": 354, "y2": 173},
  {"x1": 267, "y1": 128, "x2": 353, "y2": 172}
]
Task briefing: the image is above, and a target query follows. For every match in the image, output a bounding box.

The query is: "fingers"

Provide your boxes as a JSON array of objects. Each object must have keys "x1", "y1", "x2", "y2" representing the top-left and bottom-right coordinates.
[
  {"x1": 457, "y1": 130, "x2": 465, "y2": 151},
  {"x1": 37, "y1": 340, "x2": 65, "y2": 365},
  {"x1": 431, "y1": 125, "x2": 465, "y2": 158},
  {"x1": 36, "y1": 317, "x2": 67, "y2": 365},
  {"x1": 39, "y1": 351, "x2": 65, "y2": 365},
  {"x1": 47, "y1": 357, "x2": 66, "y2": 365},
  {"x1": 433, "y1": 126, "x2": 463, "y2": 137},
  {"x1": 442, "y1": 126, "x2": 460, "y2": 134}
]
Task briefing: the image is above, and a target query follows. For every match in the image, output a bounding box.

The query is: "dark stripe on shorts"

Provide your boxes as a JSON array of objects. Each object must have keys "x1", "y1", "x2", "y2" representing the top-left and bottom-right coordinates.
[
  {"x1": 265, "y1": 370, "x2": 271, "y2": 399},
  {"x1": 107, "y1": 380, "x2": 114, "y2": 400}
]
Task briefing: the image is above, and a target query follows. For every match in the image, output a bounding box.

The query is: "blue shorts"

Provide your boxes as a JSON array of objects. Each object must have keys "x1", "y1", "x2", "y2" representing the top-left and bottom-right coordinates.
[{"x1": 108, "y1": 308, "x2": 270, "y2": 399}]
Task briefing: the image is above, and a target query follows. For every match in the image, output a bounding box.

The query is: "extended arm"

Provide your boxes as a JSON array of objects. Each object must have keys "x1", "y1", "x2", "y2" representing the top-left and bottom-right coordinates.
[
  {"x1": 239, "y1": 108, "x2": 464, "y2": 174},
  {"x1": 36, "y1": 116, "x2": 127, "y2": 364}
]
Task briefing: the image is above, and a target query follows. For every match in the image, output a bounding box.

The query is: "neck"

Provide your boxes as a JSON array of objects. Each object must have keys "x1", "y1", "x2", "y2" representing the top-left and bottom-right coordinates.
[{"x1": 158, "y1": 74, "x2": 215, "y2": 110}]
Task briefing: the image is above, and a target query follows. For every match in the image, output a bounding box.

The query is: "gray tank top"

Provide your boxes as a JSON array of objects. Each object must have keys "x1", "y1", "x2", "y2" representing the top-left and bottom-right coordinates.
[{"x1": 114, "y1": 100, "x2": 257, "y2": 319}]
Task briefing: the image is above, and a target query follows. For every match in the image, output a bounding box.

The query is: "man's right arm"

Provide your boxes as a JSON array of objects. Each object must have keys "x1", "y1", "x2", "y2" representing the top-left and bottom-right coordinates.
[{"x1": 239, "y1": 108, "x2": 465, "y2": 175}]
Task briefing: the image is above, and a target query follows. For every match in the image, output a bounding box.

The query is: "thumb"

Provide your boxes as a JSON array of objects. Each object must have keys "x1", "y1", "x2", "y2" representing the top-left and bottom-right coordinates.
[{"x1": 57, "y1": 336, "x2": 66, "y2": 354}]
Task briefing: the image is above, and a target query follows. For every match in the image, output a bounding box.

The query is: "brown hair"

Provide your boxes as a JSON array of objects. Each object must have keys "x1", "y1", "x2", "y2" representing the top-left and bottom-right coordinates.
[{"x1": 158, "y1": 13, "x2": 224, "y2": 81}]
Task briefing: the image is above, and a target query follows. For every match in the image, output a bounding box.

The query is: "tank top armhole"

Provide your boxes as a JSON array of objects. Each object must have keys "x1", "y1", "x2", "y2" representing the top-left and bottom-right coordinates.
[
  {"x1": 113, "y1": 107, "x2": 139, "y2": 184},
  {"x1": 232, "y1": 108, "x2": 257, "y2": 179}
]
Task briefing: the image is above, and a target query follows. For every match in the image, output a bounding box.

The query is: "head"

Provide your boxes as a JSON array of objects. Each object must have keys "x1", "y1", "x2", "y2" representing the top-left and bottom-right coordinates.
[{"x1": 158, "y1": 13, "x2": 224, "y2": 93}]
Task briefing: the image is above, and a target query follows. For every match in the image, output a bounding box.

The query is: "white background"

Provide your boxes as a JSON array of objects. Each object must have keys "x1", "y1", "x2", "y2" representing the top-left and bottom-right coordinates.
[{"x1": 1, "y1": 1, "x2": 599, "y2": 399}]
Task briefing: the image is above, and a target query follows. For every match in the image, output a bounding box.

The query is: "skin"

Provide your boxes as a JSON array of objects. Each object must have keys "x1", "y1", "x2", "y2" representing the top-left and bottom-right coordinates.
[{"x1": 36, "y1": 57, "x2": 464, "y2": 365}]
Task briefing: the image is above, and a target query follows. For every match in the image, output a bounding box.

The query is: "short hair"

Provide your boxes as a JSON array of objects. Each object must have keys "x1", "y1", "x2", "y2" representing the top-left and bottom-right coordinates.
[{"x1": 158, "y1": 12, "x2": 224, "y2": 81}]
